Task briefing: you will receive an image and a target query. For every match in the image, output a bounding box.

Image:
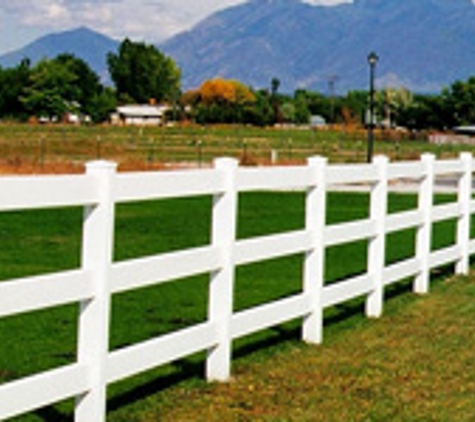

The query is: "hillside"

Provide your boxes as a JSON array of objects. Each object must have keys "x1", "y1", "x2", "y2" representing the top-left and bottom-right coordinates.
[
  {"x1": 0, "y1": 27, "x2": 119, "y2": 82},
  {"x1": 161, "y1": 0, "x2": 475, "y2": 92}
]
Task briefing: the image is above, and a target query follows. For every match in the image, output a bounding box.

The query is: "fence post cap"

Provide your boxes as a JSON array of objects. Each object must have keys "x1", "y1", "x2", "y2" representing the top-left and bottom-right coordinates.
[
  {"x1": 86, "y1": 160, "x2": 118, "y2": 171},
  {"x1": 307, "y1": 155, "x2": 327, "y2": 165},
  {"x1": 372, "y1": 155, "x2": 389, "y2": 164},
  {"x1": 214, "y1": 157, "x2": 239, "y2": 168},
  {"x1": 421, "y1": 153, "x2": 436, "y2": 161}
]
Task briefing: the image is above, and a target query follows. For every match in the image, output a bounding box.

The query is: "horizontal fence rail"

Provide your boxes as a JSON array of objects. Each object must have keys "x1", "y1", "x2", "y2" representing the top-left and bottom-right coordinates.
[{"x1": 0, "y1": 153, "x2": 474, "y2": 421}]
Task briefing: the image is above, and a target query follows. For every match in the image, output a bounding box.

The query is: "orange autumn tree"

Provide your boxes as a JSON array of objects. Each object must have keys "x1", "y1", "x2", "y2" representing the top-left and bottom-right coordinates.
[
  {"x1": 229, "y1": 80, "x2": 256, "y2": 105},
  {"x1": 188, "y1": 78, "x2": 256, "y2": 124},
  {"x1": 200, "y1": 78, "x2": 236, "y2": 104},
  {"x1": 199, "y1": 78, "x2": 255, "y2": 105}
]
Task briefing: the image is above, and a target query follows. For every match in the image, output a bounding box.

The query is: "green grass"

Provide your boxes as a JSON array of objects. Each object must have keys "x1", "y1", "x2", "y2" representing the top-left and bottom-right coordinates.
[
  {"x1": 0, "y1": 191, "x2": 465, "y2": 421},
  {"x1": 152, "y1": 274, "x2": 475, "y2": 422}
]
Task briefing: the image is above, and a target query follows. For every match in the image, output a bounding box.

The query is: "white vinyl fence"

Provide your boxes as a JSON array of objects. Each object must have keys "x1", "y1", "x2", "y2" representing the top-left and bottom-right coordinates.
[{"x1": 0, "y1": 153, "x2": 474, "y2": 421}]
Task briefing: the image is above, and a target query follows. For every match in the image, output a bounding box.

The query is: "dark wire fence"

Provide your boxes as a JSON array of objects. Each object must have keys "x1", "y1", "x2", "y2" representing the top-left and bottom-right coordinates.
[{"x1": 0, "y1": 123, "x2": 449, "y2": 173}]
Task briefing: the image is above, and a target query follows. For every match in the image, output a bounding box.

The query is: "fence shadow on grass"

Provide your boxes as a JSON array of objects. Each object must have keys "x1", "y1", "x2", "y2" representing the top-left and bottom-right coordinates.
[
  {"x1": 107, "y1": 268, "x2": 455, "y2": 419},
  {"x1": 36, "y1": 406, "x2": 70, "y2": 422},
  {"x1": 32, "y1": 264, "x2": 457, "y2": 421},
  {"x1": 107, "y1": 361, "x2": 205, "y2": 415}
]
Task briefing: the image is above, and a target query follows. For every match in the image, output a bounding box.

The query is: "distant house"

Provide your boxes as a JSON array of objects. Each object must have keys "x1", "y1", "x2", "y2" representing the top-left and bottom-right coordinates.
[
  {"x1": 454, "y1": 125, "x2": 475, "y2": 135},
  {"x1": 63, "y1": 112, "x2": 91, "y2": 125},
  {"x1": 310, "y1": 115, "x2": 326, "y2": 128},
  {"x1": 111, "y1": 104, "x2": 170, "y2": 126},
  {"x1": 428, "y1": 126, "x2": 475, "y2": 146}
]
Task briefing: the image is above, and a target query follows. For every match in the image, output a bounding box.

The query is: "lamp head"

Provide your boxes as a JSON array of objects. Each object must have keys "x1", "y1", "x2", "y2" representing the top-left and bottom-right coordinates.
[{"x1": 368, "y1": 52, "x2": 379, "y2": 66}]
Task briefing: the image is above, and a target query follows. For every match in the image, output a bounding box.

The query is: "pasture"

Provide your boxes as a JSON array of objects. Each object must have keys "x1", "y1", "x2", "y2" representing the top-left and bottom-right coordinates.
[
  {"x1": 0, "y1": 189, "x2": 464, "y2": 421},
  {"x1": 0, "y1": 122, "x2": 470, "y2": 173}
]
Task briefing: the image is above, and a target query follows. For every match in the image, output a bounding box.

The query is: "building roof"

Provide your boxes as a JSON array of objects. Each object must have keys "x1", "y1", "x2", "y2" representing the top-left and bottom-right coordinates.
[
  {"x1": 454, "y1": 126, "x2": 475, "y2": 135},
  {"x1": 117, "y1": 105, "x2": 165, "y2": 118}
]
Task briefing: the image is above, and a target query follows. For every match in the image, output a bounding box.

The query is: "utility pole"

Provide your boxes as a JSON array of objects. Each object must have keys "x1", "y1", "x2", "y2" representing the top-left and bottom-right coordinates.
[{"x1": 328, "y1": 75, "x2": 339, "y2": 127}]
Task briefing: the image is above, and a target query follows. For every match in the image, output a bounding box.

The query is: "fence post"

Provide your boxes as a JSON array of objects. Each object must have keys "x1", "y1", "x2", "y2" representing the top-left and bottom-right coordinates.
[
  {"x1": 366, "y1": 155, "x2": 389, "y2": 318},
  {"x1": 456, "y1": 152, "x2": 472, "y2": 275},
  {"x1": 75, "y1": 161, "x2": 116, "y2": 422},
  {"x1": 206, "y1": 158, "x2": 238, "y2": 382},
  {"x1": 302, "y1": 156, "x2": 327, "y2": 344},
  {"x1": 415, "y1": 153, "x2": 435, "y2": 294}
]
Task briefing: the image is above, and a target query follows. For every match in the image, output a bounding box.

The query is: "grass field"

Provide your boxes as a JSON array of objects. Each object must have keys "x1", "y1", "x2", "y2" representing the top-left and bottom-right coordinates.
[
  {"x1": 0, "y1": 123, "x2": 473, "y2": 174},
  {"x1": 150, "y1": 273, "x2": 475, "y2": 422},
  {"x1": 0, "y1": 189, "x2": 467, "y2": 421}
]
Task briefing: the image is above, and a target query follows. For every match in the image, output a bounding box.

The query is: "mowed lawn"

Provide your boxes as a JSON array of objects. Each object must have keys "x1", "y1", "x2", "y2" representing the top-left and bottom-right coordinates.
[
  {"x1": 0, "y1": 190, "x2": 473, "y2": 421},
  {"x1": 147, "y1": 273, "x2": 475, "y2": 422}
]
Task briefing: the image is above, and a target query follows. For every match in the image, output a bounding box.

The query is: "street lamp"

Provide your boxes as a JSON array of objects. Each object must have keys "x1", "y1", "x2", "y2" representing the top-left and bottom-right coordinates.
[{"x1": 367, "y1": 51, "x2": 378, "y2": 163}]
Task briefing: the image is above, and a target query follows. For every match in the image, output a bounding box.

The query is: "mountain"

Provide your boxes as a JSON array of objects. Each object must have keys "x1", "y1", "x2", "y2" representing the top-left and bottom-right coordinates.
[
  {"x1": 0, "y1": 27, "x2": 119, "y2": 82},
  {"x1": 2, "y1": 0, "x2": 475, "y2": 94},
  {"x1": 160, "y1": 0, "x2": 475, "y2": 93}
]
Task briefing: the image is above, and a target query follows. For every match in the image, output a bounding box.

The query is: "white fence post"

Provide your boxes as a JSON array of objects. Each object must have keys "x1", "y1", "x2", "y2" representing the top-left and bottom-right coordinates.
[
  {"x1": 206, "y1": 158, "x2": 238, "y2": 382},
  {"x1": 75, "y1": 161, "x2": 117, "y2": 422},
  {"x1": 456, "y1": 152, "x2": 472, "y2": 275},
  {"x1": 366, "y1": 155, "x2": 389, "y2": 318},
  {"x1": 302, "y1": 156, "x2": 327, "y2": 344},
  {"x1": 415, "y1": 153, "x2": 435, "y2": 294}
]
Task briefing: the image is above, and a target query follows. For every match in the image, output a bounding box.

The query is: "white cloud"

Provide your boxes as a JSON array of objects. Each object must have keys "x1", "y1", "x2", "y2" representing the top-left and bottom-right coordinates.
[
  {"x1": 0, "y1": 0, "x2": 351, "y2": 44},
  {"x1": 0, "y1": 0, "x2": 247, "y2": 40}
]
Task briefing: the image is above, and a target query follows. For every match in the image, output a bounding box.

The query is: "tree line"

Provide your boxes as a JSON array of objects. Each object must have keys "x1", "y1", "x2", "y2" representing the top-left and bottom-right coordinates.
[
  {"x1": 1, "y1": 38, "x2": 474, "y2": 130},
  {"x1": 0, "y1": 39, "x2": 181, "y2": 123}
]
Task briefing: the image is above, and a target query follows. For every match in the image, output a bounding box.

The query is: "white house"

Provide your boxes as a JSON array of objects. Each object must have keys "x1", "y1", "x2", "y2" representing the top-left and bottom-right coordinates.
[
  {"x1": 310, "y1": 115, "x2": 327, "y2": 128},
  {"x1": 111, "y1": 104, "x2": 170, "y2": 126}
]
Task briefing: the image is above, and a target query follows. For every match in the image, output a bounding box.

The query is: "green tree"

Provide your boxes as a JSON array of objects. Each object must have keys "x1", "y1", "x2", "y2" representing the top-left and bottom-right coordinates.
[
  {"x1": 396, "y1": 94, "x2": 449, "y2": 131},
  {"x1": 281, "y1": 102, "x2": 296, "y2": 123},
  {"x1": 271, "y1": 77, "x2": 280, "y2": 96},
  {"x1": 0, "y1": 59, "x2": 31, "y2": 119},
  {"x1": 442, "y1": 77, "x2": 475, "y2": 126},
  {"x1": 375, "y1": 87, "x2": 413, "y2": 128},
  {"x1": 246, "y1": 89, "x2": 274, "y2": 126},
  {"x1": 21, "y1": 55, "x2": 106, "y2": 121},
  {"x1": 55, "y1": 54, "x2": 103, "y2": 117},
  {"x1": 271, "y1": 77, "x2": 281, "y2": 124},
  {"x1": 293, "y1": 89, "x2": 311, "y2": 124},
  {"x1": 88, "y1": 87, "x2": 117, "y2": 123},
  {"x1": 108, "y1": 39, "x2": 181, "y2": 104},
  {"x1": 303, "y1": 91, "x2": 329, "y2": 120},
  {"x1": 22, "y1": 59, "x2": 79, "y2": 119},
  {"x1": 343, "y1": 90, "x2": 368, "y2": 125}
]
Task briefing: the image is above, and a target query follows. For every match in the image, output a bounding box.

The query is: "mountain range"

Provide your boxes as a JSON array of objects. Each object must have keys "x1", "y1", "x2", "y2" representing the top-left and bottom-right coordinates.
[
  {"x1": 2, "y1": 0, "x2": 475, "y2": 93},
  {"x1": 161, "y1": 0, "x2": 475, "y2": 92}
]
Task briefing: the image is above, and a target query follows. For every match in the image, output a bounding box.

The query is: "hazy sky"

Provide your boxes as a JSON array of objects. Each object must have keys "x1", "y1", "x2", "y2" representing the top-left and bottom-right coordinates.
[{"x1": 0, "y1": 0, "x2": 351, "y2": 54}]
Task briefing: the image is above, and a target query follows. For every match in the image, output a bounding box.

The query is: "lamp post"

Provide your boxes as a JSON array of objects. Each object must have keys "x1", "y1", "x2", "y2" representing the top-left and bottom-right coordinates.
[{"x1": 367, "y1": 51, "x2": 378, "y2": 163}]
